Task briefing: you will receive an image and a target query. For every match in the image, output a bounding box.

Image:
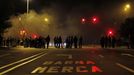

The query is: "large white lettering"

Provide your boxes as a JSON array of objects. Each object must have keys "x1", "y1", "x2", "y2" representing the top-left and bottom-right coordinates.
[
  {"x1": 31, "y1": 60, "x2": 103, "y2": 74},
  {"x1": 31, "y1": 67, "x2": 47, "y2": 73}
]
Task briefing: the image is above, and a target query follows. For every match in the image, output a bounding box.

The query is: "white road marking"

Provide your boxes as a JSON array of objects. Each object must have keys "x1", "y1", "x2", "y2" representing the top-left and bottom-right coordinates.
[
  {"x1": 0, "y1": 53, "x2": 47, "y2": 75},
  {"x1": 56, "y1": 54, "x2": 73, "y2": 59},
  {"x1": 116, "y1": 63, "x2": 134, "y2": 73},
  {"x1": 0, "y1": 52, "x2": 45, "y2": 70},
  {"x1": 121, "y1": 53, "x2": 134, "y2": 58},
  {"x1": 0, "y1": 54, "x2": 10, "y2": 58},
  {"x1": 68, "y1": 55, "x2": 73, "y2": 59},
  {"x1": 99, "y1": 55, "x2": 104, "y2": 58}
]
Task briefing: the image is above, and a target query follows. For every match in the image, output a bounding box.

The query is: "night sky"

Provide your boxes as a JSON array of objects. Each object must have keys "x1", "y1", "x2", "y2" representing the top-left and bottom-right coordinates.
[{"x1": 0, "y1": 0, "x2": 134, "y2": 43}]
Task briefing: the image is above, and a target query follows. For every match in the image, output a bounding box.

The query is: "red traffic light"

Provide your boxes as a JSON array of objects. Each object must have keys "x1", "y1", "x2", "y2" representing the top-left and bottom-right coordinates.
[
  {"x1": 93, "y1": 18, "x2": 97, "y2": 22},
  {"x1": 108, "y1": 30, "x2": 114, "y2": 36},
  {"x1": 91, "y1": 16, "x2": 99, "y2": 24}
]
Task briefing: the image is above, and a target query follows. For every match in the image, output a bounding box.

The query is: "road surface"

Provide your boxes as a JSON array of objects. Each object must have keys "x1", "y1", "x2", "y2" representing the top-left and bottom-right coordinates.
[{"x1": 0, "y1": 47, "x2": 134, "y2": 75}]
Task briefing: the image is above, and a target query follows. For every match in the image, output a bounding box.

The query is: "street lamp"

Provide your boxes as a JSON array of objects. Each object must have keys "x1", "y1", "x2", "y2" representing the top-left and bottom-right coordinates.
[
  {"x1": 26, "y1": 0, "x2": 32, "y2": 14},
  {"x1": 124, "y1": 4, "x2": 131, "y2": 12},
  {"x1": 44, "y1": 18, "x2": 49, "y2": 22},
  {"x1": 27, "y1": 0, "x2": 30, "y2": 14}
]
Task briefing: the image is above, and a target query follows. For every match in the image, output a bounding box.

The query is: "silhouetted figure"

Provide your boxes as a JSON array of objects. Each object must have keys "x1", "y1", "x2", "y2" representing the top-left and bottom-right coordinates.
[
  {"x1": 59, "y1": 36, "x2": 62, "y2": 48},
  {"x1": 74, "y1": 36, "x2": 78, "y2": 48},
  {"x1": 66, "y1": 36, "x2": 72, "y2": 48},
  {"x1": 111, "y1": 36, "x2": 116, "y2": 48},
  {"x1": 108, "y1": 36, "x2": 112, "y2": 48},
  {"x1": 46, "y1": 35, "x2": 50, "y2": 49},
  {"x1": 100, "y1": 36, "x2": 105, "y2": 48},
  {"x1": 70, "y1": 36, "x2": 74, "y2": 48},
  {"x1": 54, "y1": 36, "x2": 57, "y2": 48},
  {"x1": 129, "y1": 35, "x2": 134, "y2": 49},
  {"x1": 65, "y1": 37, "x2": 69, "y2": 48},
  {"x1": 0, "y1": 35, "x2": 3, "y2": 47},
  {"x1": 57, "y1": 36, "x2": 60, "y2": 48},
  {"x1": 104, "y1": 36, "x2": 108, "y2": 48},
  {"x1": 78, "y1": 36, "x2": 83, "y2": 48}
]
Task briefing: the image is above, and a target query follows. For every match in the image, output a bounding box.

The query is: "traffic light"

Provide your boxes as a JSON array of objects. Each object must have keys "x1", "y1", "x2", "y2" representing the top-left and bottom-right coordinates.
[
  {"x1": 81, "y1": 18, "x2": 86, "y2": 24},
  {"x1": 80, "y1": 16, "x2": 100, "y2": 24},
  {"x1": 108, "y1": 30, "x2": 113, "y2": 36},
  {"x1": 91, "y1": 16, "x2": 99, "y2": 24}
]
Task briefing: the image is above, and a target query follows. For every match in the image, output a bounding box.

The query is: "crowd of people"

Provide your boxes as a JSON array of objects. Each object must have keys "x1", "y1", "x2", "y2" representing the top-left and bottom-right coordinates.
[
  {"x1": 53, "y1": 36, "x2": 83, "y2": 49},
  {"x1": 1, "y1": 35, "x2": 83, "y2": 49},
  {"x1": 1, "y1": 35, "x2": 119, "y2": 49},
  {"x1": 100, "y1": 35, "x2": 116, "y2": 48},
  {"x1": 65, "y1": 36, "x2": 83, "y2": 48},
  {"x1": 24, "y1": 35, "x2": 50, "y2": 48}
]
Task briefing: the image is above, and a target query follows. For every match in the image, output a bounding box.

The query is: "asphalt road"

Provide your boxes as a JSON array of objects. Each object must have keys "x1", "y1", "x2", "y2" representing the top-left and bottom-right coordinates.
[{"x1": 0, "y1": 47, "x2": 134, "y2": 75}]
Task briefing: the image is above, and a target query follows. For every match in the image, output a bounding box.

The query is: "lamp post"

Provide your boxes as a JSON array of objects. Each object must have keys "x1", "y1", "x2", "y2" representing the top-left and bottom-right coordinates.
[{"x1": 27, "y1": 0, "x2": 30, "y2": 14}]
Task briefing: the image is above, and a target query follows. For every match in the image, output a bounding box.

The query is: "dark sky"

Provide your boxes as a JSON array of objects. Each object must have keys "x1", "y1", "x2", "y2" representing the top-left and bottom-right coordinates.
[{"x1": 0, "y1": 0, "x2": 134, "y2": 43}]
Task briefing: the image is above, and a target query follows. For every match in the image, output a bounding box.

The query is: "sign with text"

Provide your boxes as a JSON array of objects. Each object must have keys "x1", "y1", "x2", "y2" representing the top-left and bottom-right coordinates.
[{"x1": 31, "y1": 60, "x2": 103, "y2": 74}]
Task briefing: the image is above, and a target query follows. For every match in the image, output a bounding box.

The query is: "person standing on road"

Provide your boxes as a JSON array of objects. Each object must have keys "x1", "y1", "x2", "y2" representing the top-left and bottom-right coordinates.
[
  {"x1": 0, "y1": 35, "x2": 3, "y2": 47},
  {"x1": 74, "y1": 36, "x2": 78, "y2": 48},
  {"x1": 59, "y1": 36, "x2": 62, "y2": 48},
  {"x1": 46, "y1": 35, "x2": 50, "y2": 49},
  {"x1": 104, "y1": 36, "x2": 108, "y2": 48},
  {"x1": 70, "y1": 36, "x2": 73, "y2": 48},
  {"x1": 54, "y1": 36, "x2": 57, "y2": 48},
  {"x1": 100, "y1": 36, "x2": 105, "y2": 48},
  {"x1": 78, "y1": 36, "x2": 83, "y2": 48},
  {"x1": 111, "y1": 36, "x2": 116, "y2": 48},
  {"x1": 108, "y1": 36, "x2": 112, "y2": 48}
]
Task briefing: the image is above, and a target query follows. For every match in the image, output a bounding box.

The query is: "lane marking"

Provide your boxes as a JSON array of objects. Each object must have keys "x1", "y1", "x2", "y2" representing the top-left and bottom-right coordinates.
[
  {"x1": 0, "y1": 52, "x2": 45, "y2": 70},
  {"x1": 0, "y1": 53, "x2": 47, "y2": 75},
  {"x1": 68, "y1": 55, "x2": 72, "y2": 59},
  {"x1": 116, "y1": 63, "x2": 134, "y2": 73},
  {"x1": 0, "y1": 54, "x2": 10, "y2": 58},
  {"x1": 56, "y1": 54, "x2": 73, "y2": 59},
  {"x1": 98, "y1": 55, "x2": 104, "y2": 58},
  {"x1": 121, "y1": 53, "x2": 134, "y2": 58}
]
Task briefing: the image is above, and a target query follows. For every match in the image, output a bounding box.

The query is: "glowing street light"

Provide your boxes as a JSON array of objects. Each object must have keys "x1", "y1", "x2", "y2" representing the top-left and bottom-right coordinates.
[
  {"x1": 124, "y1": 4, "x2": 131, "y2": 12},
  {"x1": 44, "y1": 18, "x2": 49, "y2": 22},
  {"x1": 18, "y1": 17, "x2": 25, "y2": 30}
]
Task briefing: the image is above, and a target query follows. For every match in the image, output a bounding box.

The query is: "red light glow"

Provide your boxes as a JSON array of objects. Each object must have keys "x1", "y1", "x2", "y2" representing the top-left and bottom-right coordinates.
[
  {"x1": 81, "y1": 18, "x2": 86, "y2": 24},
  {"x1": 91, "y1": 16, "x2": 99, "y2": 24},
  {"x1": 92, "y1": 66, "x2": 103, "y2": 72},
  {"x1": 31, "y1": 34, "x2": 38, "y2": 39},
  {"x1": 108, "y1": 30, "x2": 113, "y2": 36}
]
